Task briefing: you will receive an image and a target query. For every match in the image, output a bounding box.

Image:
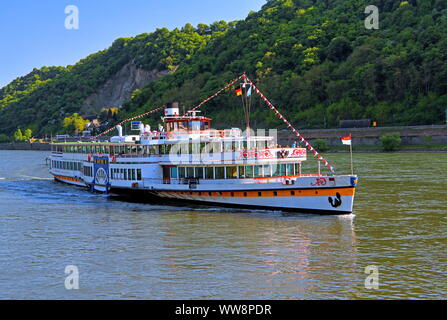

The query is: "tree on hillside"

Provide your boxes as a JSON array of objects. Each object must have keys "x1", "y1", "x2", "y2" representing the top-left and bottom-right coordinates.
[
  {"x1": 0, "y1": 134, "x2": 9, "y2": 143},
  {"x1": 13, "y1": 129, "x2": 23, "y2": 142},
  {"x1": 24, "y1": 128, "x2": 32, "y2": 140},
  {"x1": 63, "y1": 113, "x2": 89, "y2": 135}
]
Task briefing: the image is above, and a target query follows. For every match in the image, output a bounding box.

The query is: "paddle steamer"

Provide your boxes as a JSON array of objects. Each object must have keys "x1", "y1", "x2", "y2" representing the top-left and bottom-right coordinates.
[{"x1": 48, "y1": 76, "x2": 358, "y2": 214}]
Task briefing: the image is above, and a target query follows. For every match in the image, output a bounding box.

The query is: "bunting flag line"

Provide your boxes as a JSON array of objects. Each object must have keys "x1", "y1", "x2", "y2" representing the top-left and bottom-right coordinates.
[
  {"x1": 241, "y1": 74, "x2": 335, "y2": 173},
  {"x1": 92, "y1": 105, "x2": 165, "y2": 140},
  {"x1": 185, "y1": 74, "x2": 245, "y2": 116}
]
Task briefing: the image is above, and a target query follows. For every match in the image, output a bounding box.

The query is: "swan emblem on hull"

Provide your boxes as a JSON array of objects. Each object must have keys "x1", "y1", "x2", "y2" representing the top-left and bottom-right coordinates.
[{"x1": 328, "y1": 192, "x2": 342, "y2": 208}]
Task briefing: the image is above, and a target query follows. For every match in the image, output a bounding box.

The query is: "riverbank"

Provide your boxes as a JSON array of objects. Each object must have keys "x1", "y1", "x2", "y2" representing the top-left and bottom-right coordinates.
[
  {"x1": 0, "y1": 142, "x2": 51, "y2": 151},
  {"x1": 278, "y1": 124, "x2": 447, "y2": 150},
  {"x1": 1, "y1": 124, "x2": 446, "y2": 152}
]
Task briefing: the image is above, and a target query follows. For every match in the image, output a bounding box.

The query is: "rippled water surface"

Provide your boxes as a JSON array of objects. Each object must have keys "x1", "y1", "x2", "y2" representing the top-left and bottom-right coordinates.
[{"x1": 0, "y1": 150, "x2": 446, "y2": 299}]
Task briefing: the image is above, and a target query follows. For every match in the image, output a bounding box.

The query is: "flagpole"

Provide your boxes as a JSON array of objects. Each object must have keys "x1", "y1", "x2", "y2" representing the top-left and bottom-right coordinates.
[{"x1": 350, "y1": 133, "x2": 354, "y2": 175}]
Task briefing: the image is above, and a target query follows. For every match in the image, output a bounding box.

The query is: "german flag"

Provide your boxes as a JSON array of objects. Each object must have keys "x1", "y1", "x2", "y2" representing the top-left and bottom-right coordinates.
[{"x1": 235, "y1": 88, "x2": 242, "y2": 96}]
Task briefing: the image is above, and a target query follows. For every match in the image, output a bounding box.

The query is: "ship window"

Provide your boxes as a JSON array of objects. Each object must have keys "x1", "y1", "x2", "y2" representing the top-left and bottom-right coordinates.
[
  {"x1": 238, "y1": 166, "x2": 245, "y2": 179},
  {"x1": 254, "y1": 165, "x2": 262, "y2": 178},
  {"x1": 258, "y1": 192, "x2": 262, "y2": 197},
  {"x1": 231, "y1": 192, "x2": 234, "y2": 197},
  {"x1": 192, "y1": 143, "x2": 200, "y2": 154},
  {"x1": 178, "y1": 167, "x2": 185, "y2": 179},
  {"x1": 124, "y1": 169, "x2": 128, "y2": 180},
  {"x1": 131, "y1": 169, "x2": 135, "y2": 181},
  {"x1": 272, "y1": 163, "x2": 286, "y2": 177},
  {"x1": 211, "y1": 142, "x2": 222, "y2": 153},
  {"x1": 295, "y1": 162, "x2": 302, "y2": 175},
  {"x1": 215, "y1": 167, "x2": 224, "y2": 179},
  {"x1": 291, "y1": 191, "x2": 295, "y2": 196},
  {"x1": 195, "y1": 167, "x2": 204, "y2": 179},
  {"x1": 263, "y1": 164, "x2": 271, "y2": 177},
  {"x1": 137, "y1": 169, "x2": 142, "y2": 181},
  {"x1": 279, "y1": 164, "x2": 286, "y2": 176},
  {"x1": 244, "y1": 192, "x2": 248, "y2": 197},
  {"x1": 187, "y1": 167, "x2": 194, "y2": 178},
  {"x1": 245, "y1": 166, "x2": 254, "y2": 178},
  {"x1": 205, "y1": 167, "x2": 214, "y2": 179},
  {"x1": 226, "y1": 167, "x2": 237, "y2": 179},
  {"x1": 150, "y1": 145, "x2": 159, "y2": 155},
  {"x1": 224, "y1": 142, "x2": 233, "y2": 152},
  {"x1": 273, "y1": 191, "x2": 278, "y2": 196},
  {"x1": 162, "y1": 144, "x2": 172, "y2": 155},
  {"x1": 179, "y1": 121, "x2": 188, "y2": 131},
  {"x1": 287, "y1": 163, "x2": 294, "y2": 176},
  {"x1": 171, "y1": 167, "x2": 178, "y2": 179},
  {"x1": 191, "y1": 121, "x2": 201, "y2": 131}
]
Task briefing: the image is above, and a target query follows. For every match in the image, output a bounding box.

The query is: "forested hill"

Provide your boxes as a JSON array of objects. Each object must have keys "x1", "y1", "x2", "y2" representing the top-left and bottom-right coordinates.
[
  {"x1": 1, "y1": 0, "x2": 447, "y2": 137},
  {"x1": 0, "y1": 21, "x2": 234, "y2": 136},
  {"x1": 120, "y1": 0, "x2": 447, "y2": 130}
]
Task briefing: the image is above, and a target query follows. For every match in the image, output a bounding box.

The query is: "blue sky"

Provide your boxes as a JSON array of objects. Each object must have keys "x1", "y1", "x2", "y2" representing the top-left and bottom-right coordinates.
[{"x1": 0, "y1": 0, "x2": 266, "y2": 87}]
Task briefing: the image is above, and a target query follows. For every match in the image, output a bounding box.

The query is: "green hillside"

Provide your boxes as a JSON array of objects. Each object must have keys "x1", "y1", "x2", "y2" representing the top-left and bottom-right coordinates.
[
  {"x1": 120, "y1": 0, "x2": 447, "y2": 130},
  {"x1": 0, "y1": 22, "x2": 233, "y2": 136},
  {"x1": 1, "y1": 0, "x2": 446, "y2": 137}
]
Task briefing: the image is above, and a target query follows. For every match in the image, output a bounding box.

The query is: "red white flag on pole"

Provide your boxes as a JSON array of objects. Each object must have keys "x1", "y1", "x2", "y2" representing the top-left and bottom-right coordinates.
[{"x1": 341, "y1": 136, "x2": 352, "y2": 145}]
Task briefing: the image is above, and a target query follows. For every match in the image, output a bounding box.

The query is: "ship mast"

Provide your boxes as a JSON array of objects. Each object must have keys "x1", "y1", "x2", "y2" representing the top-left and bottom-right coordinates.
[{"x1": 240, "y1": 77, "x2": 252, "y2": 138}]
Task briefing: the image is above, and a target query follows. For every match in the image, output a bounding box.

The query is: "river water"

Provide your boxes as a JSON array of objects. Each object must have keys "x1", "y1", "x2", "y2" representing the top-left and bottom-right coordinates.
[{"x1": 0, "y1": 150, "x2": 445, "y2": 299}]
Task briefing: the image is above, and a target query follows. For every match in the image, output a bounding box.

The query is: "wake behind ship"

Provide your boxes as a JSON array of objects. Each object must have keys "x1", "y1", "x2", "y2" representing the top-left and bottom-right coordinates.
[{"x1": 48, "y1": 74, "x2": 358, "y2": 214}]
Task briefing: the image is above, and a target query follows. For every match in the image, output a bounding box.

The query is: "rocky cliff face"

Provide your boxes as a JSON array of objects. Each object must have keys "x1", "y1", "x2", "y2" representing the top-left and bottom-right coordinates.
[{"x1": 81, "y1": 62, "x2": 169, "y2": 115}]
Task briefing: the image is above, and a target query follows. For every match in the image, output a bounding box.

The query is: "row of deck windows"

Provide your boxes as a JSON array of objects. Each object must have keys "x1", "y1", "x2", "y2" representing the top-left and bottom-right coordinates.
[
  {"x1": 111, "y1": 168, "x2": 142, "y2": 181},
  {"x1": 52, "y1": 160, "x2": 81, "y2": 171},
  {"x1": 54, "y1": 141, "x2": 272, "y2": 156},
  {"x1": 171, "y1": 162, "x2": 302, "y2": 180},
  {"x1": 54, "y1": 144, "x2": 170, "y2": 155}
]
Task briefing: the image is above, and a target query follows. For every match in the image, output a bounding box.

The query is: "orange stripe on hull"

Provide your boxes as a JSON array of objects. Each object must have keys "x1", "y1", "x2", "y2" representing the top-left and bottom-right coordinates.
[
  {"x1": 53, "y1": 174, "x2": 83, "y2": 184},
  {"x1": 158, "y1": 187, "x2": 355, "y2": 198}
]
